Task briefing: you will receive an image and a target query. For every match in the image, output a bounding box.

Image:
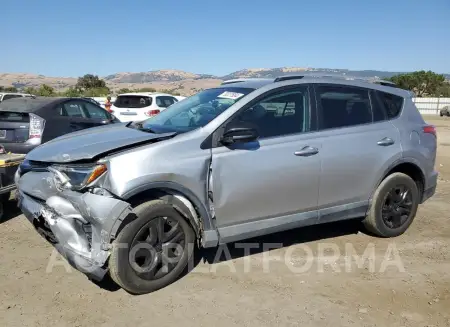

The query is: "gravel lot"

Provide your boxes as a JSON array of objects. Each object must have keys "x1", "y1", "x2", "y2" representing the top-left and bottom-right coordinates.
[{"x1": 0, "y1": 116, "x2": 449, "y2": 327}]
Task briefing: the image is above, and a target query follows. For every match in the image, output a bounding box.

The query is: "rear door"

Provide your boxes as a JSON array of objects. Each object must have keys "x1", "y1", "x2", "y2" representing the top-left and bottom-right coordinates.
[
  {"x1": 60, "y1": 100, "x2": 97, "y2": 132},
  {"x1": 313, "y1": 84, "x2": 402, "y2": 222}
]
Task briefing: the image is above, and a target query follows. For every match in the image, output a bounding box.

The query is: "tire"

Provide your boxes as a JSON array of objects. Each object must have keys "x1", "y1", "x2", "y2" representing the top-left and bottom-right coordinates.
[
  {"x1": 109, "y1": 199, "x2": 195, "y2": 295},
  {"x1": 363, "y1": 172, "x2": 419, "y2": 238},
  {"x1": 440, "y1": 112, "x2": 444, "y2": 117}
]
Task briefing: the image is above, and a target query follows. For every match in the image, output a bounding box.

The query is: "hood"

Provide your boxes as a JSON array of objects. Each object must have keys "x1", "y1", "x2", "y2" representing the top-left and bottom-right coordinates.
[{"x1": 26, "y1": 123, "x2": 176, "y2": 163}]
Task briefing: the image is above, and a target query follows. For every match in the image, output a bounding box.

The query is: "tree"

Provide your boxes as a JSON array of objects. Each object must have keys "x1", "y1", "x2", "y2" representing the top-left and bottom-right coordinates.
[
  {"x1": 388, "y1": 71, "x2": 446, "y2": 97},
  {"x1": 4, "y1": 86, "x2": 18, "y2": 92},
  {"x1": 63, "y1": 87, "x2": 82, "y2": 97},
  {"x1": 136, "y1": 87, "x2": 156, "y2": 93},
  {"x1": 82, "y1": 87, "x2": 110, "y2": 97},
  {"x1": 117, "y1": 88, "x2": 132, "y2": 94},
  {"x1": 436, "y1": 83, "x2": 450, "y2": 97},
  {"x1": 37, "y1": 84, "x2": 55, "y2": 97},
  {"x1": 75, "y1": 74, "x2": 107, "y2": 91},
  {"x1": 23, "y1": 87, "x2": 37, "y2": 95}
]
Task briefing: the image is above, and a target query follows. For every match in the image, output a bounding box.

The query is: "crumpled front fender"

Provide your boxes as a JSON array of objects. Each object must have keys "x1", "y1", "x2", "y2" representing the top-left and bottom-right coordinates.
[{"x1": 18, "y1": 171, "x2": 132, "y2": 267}]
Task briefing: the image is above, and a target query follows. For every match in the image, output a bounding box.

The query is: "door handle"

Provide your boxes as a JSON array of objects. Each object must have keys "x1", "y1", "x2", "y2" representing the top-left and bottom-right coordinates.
[
  {"x1": 294, "y1": 146, "x2": 319, "y2": 157},
  {"x1": 377, "y1": 137, "x2": 395, "y2": 146}
]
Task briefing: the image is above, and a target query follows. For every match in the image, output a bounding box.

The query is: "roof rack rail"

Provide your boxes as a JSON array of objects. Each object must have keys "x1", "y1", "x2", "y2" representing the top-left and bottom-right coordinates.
[
  {"x1": 274, "y1": 75, "x2": 305, "y2": 82},
  {"x1": 221, "y1": 78, "x2": 274, "y2": 85}
]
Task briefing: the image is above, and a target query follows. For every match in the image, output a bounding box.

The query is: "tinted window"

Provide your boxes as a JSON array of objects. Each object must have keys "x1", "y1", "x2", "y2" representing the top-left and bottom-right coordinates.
[
  {"x1": 370, "y1": 91, "x2": 387, "y2": 122},
  {"x1": 114, "y1": 95, "x2": 152, "y2": 108},
  {"x1": 83, "y1": 102, "x2": 109, "y2": 120},
  {"x1": 378, "y1": 91, "x2": 403, "y2": 119},
  {"x1": 62, "y1": 102, "x2": 84, "y2": 117},
  {"x1": 316, "y1": 85, "x2": 372, "y2": 129},
  {"x1": 155, "y1": 96, "x2": 176, "y2": 108},
  {"x1": 2, "y1": 94, "x2": 23, "y2": 101},
  {"x1": 233, "y1": 87, "x2": 309, "y2": 139}
]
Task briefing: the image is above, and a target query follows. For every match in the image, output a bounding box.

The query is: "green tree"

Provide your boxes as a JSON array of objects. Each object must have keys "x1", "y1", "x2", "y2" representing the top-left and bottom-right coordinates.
[
  {"x1": 37, "y1": 84, "x2": 56, "y2": 97},
  {"x1": 82, "y1": 87, "x2": 110, "y2": 97},
  {"x1": 75, "y1": 74, "x2": 108, "y2": 91},
  {"x1": 4, "y1": 86, "x2": 18, "y2": 92},
  {"x1": 388, "y1": 71, "x2": 446, "y2": 97},
  {"x1": 436, "y1": 83, "x2": 450, "y2": 97},
  {"x1": 117, "y1": 88, "x2": 132, "y2": 94},
  {"x1": 23, "y1": 87, "x2": 37, "y2": 95},
  {"x1": 63, "y1": 87, "x2": 82, "y2": 97},
  {"x1": 136, "y1": 87, "x2": 156, "y2": 93}
]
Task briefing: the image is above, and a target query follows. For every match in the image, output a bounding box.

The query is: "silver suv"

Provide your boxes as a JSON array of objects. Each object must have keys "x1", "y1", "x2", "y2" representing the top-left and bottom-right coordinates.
[{"x1": 16, "y1": 75, "x2": 438, "y2": 294}]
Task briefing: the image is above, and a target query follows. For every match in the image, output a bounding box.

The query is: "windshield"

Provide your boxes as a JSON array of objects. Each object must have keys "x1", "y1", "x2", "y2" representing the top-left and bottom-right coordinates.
[{"x1": 140, "y1": 87, "x2": 254, "y2": 133}]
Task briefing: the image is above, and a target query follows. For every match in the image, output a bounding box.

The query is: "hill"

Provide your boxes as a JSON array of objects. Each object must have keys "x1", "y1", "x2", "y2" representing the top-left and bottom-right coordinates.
[{"x1": 1, "y1": 68, "x2": 449, "y2": 96}]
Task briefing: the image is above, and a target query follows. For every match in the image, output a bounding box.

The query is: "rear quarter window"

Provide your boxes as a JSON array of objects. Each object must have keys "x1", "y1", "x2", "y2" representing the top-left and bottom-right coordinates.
[{"x1": 377, "y1": 91, "x2": 404, "y2": 119}]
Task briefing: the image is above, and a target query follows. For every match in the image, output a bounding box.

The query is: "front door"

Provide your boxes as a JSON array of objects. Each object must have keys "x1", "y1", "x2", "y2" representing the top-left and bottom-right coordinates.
[{"x1": 210, "y1": 85, "x2": 321, "y2": 242}]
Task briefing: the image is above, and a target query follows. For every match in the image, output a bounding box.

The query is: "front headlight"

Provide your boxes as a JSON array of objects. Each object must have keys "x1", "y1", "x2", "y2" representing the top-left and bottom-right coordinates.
[{"x1": 49, "y1": 163, "x2": 107, "y2": 190}]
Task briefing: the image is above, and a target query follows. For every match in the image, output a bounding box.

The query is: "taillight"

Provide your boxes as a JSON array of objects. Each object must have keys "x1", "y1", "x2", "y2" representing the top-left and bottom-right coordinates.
[
  {"x1": 423, "y1": 125, "x2": 436, "y2": 136},
  {"x1": 29, "y1": 113, "x2": 45, "y2": 139},
  {"x1": 145, "y1": 109, "x2": 160, "y2": 117}
]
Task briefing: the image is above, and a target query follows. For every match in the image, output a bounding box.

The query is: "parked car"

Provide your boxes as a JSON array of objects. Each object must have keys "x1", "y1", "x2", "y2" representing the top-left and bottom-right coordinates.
[
  {"x1": 16, "y1": 75, "x2": 437, "y2": 294},
  {"x1": 0, "y1": 92, "x2": 34, "y2": 103},
  {"x1": 439, "y1": 106, "x2": 450, "y2": 117},
  {"x1": 111, "y1": 92, "x2": 179, "y2": 122},
  {"x1": 0, "y1": 97, "x2": 120, "y2": 154}
]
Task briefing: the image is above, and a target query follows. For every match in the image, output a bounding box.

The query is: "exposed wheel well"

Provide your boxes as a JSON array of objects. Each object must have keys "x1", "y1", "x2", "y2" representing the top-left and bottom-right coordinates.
[
  {"x1": 114, "y1": 188, "x2": 203, "y2": 240},
  {"x1": 383, "y1": 163, "x2": 425, "y2": 198}
]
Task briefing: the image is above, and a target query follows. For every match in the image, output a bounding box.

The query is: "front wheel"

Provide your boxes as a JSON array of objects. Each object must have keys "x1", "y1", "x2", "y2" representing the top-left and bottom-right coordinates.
[
  {"x1": 109, "y1": 199, "x2": 195, "y2": 295},
  {"x1": 363, "y1": 173, "x2": 419, "y2": 237}
]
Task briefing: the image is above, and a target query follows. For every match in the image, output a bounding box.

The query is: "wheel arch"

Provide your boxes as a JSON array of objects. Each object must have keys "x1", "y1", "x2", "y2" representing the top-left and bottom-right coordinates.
[
  {"x1": 114, "y1": 182, "x2": 217, "y2": 245},
  {"x1": 372, "y1": 158, "x2": 425, "y2": 202}
]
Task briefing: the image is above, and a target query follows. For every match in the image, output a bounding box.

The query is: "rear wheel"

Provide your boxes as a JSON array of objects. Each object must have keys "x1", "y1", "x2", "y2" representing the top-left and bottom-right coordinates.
[
  {"x1": 363, "y1": 173, "x2": 419, "y2": 237},
  {"x1": 109, "y1": 199, "x2": 195, "y2": 295}
]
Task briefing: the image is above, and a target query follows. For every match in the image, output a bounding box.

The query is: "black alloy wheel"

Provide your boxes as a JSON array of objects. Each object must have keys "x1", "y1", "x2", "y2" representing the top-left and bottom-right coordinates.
[
  {"x1": 129, "y1": 216, "x2": 185, "y2": 280},
  {"x1": 381, "y1": 185, "x2": 413, "y2": 229}
]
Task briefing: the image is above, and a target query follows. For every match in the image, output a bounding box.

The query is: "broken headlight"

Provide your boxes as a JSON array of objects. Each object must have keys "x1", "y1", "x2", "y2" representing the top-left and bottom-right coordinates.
[{"x1": 50, "y1": 164, "x2": 107, "y2": 190}]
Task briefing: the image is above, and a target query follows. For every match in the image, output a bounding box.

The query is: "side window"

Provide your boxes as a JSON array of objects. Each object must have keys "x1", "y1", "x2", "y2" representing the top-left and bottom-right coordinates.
[
  {"x1": 232, "y1": 87, "x2": 310, "y2": 139},
  {"x1": 316, "y1": 85, "x2": 372, "y2": 130},
  {"x1": 377, "y1": 91, "x2": 404, "y2": 119},
  {"x1": 2, "y1": 94, "x2": 23, "y2": 101},
  {"x1": 83, "y1": 102, "x2": 109, "y2": 120},
  {"x1": 155, "y1": 96, "x2": 176, "y2": 108},
  {"x1": 370, "y1": 90, "x2": 387, "y2": 122},
  {"x1": 61, "y1": 101, "x2": 85, "y2": 118}
]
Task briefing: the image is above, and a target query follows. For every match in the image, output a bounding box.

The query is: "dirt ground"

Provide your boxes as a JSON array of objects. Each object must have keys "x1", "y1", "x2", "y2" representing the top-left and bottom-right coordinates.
[{"x1": 1, "y1": 116, "x2": 449, "y2": 327}]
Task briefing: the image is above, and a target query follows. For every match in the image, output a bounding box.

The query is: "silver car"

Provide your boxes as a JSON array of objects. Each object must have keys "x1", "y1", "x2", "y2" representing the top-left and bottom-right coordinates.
[{"x1": 16, "y1": 75, "x2": 438, "y2": 294}]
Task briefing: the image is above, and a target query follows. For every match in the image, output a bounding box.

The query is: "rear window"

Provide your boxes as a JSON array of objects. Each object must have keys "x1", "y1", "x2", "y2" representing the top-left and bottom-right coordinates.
[
  {"x1": 0, "y1": 111, "x2": 29, "y2": 122},
  {"x1": 113, "y1": 95, "x2": 152, "y2": 108},
  {"x1": 377, "y1": 91, "x2": 404, "y2": 119}
]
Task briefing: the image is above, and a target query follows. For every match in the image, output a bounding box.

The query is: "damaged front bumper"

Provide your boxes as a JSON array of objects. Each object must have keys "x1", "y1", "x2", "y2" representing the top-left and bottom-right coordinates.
[{"x1": 17, "y1": 171, "x2": 131, "y2": 281}]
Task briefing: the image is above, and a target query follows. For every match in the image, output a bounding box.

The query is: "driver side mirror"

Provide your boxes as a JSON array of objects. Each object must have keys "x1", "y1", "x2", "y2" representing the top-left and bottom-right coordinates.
[{"x1": 220, "y1": 125, "x2": 259, "y2": 145}]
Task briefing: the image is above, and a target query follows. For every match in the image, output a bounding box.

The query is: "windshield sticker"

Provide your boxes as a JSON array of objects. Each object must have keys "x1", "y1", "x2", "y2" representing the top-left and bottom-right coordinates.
[{"x1": 217, "y1": 91, "x2": 245, "y2": 100}]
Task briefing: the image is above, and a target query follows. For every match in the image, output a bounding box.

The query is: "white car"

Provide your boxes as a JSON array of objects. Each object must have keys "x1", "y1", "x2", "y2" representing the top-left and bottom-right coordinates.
[
  {"x1": 0, "y1": 93, "x2": 34, "y2": 103},
  {"x1": 111, "y1": 92, "x2": 179, "y2": 122}
]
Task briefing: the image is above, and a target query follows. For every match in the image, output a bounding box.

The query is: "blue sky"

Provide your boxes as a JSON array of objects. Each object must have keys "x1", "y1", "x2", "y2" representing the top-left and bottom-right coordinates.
[{"x1": 2, "y1": 0, "x2": 449, "y2": 76}]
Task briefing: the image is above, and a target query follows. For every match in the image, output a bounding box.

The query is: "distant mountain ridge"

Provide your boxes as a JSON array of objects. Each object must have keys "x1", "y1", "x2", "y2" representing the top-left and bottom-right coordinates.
[
  {"x1": 104, "y1": 67, "x2": 450, "y2": 83},
  {"x1": 1, "y1": 67, "x2": 449, "y2": 96}
]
